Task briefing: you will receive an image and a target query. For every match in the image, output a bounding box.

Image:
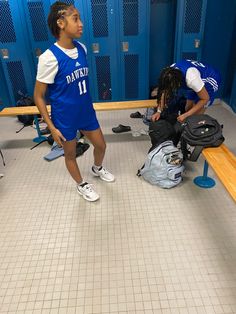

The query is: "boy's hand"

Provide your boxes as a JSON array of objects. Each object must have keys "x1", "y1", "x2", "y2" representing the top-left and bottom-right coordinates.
[
  {"x1": 151, "y1": 112, "x2": 161, "y2": 122},
  {"x1": 177, "y1": 113, "x2": 188, "y2": 123},
  {"x1": 51, "y1": 128, "x2": 66, "y2": 147}
]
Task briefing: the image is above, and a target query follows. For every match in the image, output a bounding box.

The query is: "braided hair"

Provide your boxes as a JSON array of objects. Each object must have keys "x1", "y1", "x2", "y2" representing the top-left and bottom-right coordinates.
[
  {"x1": 156, "y1": 67, "x2": 183, "y2": 108},
  {"x1": 47, "y1": 1, "x2": 74, "y2": 38}
]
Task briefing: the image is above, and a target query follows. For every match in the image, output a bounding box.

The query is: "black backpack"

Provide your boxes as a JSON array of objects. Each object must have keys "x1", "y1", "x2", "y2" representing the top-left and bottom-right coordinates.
[
  {"x1": 16, "y1": 93, "x2": 35, "y2": 127},
  {"x1": 180, "y1": 114, "x2": 224, "y2": 161}
]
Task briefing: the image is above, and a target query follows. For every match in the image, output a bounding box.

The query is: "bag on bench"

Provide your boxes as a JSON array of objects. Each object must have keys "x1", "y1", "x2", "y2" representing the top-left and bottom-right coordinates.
[
  {"x1": 180, "y1": 114, "x2": 224, "y2": 162},
  {"x1": 16, "y1": 93, "x2": 35, "y2": 127}
]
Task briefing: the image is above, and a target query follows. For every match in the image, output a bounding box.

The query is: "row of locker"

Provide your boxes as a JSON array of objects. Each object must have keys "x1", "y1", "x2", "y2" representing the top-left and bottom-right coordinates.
[
  {"x1": 3, "y1": 0, "x2": 231, "y2": 111},
  {"x1": 0, "y1": 0, "x2": 150, "y2": 108}
]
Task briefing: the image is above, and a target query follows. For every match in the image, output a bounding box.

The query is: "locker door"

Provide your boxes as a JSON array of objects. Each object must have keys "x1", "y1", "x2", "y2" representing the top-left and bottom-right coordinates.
[
  {"x1": 174, "y1": 0, "x2": 207, "y2": 61},
  {"x1": 118, "y1": 0, "x2": 150, "y2": 100},
  {"x1": 0, "y1": 60, "x2": 11, "y2": 110},
  {"x1": 84, "y1": 0, "x2": 117, "y2": 101},
  {"x1": 0, "y1": 0, "x2": 36, "y2": 106},
  {"x1": 20, "y1": 0, "x2": 53, "y2": 71}
]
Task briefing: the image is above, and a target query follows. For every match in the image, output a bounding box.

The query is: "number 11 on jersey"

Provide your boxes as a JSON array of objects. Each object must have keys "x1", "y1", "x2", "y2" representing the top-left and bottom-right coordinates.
[{"x1": 78, "y1": 80, "x2": 87, "y2": 95}]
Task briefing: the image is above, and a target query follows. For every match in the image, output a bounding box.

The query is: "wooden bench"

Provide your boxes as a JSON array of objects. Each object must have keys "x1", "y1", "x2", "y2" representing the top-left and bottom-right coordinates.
[
  {"x1": 0, "y1": 99, "x2": 156, "y2": 117},
  {"x1": 0, "y1": 99, "x2": 156, "y2": 142},
  {"x1": 1, "y1": 101, "x2": 236, "y2": 201},
  {"x1": 194, "y1": 144, "x2": 236, "y2": 203}
]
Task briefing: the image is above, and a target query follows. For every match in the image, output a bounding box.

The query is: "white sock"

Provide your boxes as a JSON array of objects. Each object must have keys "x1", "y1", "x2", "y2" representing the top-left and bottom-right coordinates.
[
  {"x1": 93, "y1": 165, "x2": 102, "y2": 171},
  {"x1": 78, "y1": 180, "x2": 87, "y2": 186}
]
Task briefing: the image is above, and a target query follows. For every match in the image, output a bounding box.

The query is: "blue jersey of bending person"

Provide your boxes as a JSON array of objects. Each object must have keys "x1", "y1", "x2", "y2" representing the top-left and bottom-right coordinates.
[{"x1": 171, "y1": 59, "x2": 221, "y2": 105}]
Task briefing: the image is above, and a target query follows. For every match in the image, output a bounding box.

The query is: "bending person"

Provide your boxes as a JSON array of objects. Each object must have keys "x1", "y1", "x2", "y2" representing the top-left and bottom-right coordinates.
[{"x1": 152, "y1": 59, "x2": 221, "y2": 123}]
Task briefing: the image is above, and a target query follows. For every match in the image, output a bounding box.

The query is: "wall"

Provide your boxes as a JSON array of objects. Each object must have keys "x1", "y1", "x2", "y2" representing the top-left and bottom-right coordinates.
[{"x1": 202, "y1": 0, "x2": 236, "y2": 103}]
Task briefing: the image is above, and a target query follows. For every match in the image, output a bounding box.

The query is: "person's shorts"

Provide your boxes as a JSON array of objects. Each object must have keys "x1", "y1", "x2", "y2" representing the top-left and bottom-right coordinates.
[{"x1": 59, "y1": 116, "x2": 100, "y2": 141}]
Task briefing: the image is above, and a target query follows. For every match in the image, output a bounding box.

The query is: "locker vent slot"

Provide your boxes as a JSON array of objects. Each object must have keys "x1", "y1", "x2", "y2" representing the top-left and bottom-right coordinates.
[
  {"x1": 123, "y1": 0, "x2": 138, "y2": 36},
  {"x1": 184, "y1": 0, "x2": 203, "y2": 33},
  {"x1": 0, "y1": 1, "x2": 16, "y2": 43},
  {"x1": 7, "y1": 61, "x2": 27, "y2": 101},
  {"x1": 95, "y1": 56, "x2": 112, "y2": 100},
  {"x1": 27, "y1": 2, "x2": 48, "y2": 42},
  {"x1": 62, "y1": 0, "x2": 74, "y2": 4},
  {"x1": 125, "y1": 54, "x2": 138, "y2": 99},
  {"x1": 91, "y1": 0, "x2": 108, "y2": 37},
  {"x1": 182, "y1": 52, "x2": 197, "y2": 60}
]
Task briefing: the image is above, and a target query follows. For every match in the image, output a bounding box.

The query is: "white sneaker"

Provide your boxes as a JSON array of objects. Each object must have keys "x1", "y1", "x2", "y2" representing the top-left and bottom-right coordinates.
[
  {"x1": 91, "y1": 166, "x2": 115, "y2": 182},
  {"x1": 77, "y1": 182, "x2": 100, "y2": 202}
]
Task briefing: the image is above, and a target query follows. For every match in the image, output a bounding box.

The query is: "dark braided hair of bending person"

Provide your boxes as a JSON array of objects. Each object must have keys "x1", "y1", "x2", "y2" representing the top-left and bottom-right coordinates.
[
  {"x1": 47, "y1": 1, "x2": 74, "y2": 39},
  {"x1": 156, "y1": 67, "x2": 183, "y2": 110}
]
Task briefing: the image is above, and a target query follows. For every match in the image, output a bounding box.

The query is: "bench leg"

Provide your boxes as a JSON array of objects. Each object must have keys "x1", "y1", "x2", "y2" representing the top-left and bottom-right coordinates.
[
  {"x1": 33, "y1": 115, "x2": 47, "y2": 143},
  {"x1": 193, "y1": 160, "x2": 216, "y2": 188}
]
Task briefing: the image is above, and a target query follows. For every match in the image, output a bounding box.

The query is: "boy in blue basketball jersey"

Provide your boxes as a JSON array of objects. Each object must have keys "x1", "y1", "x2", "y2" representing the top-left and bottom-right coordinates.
[
  {"x1": 34, "y1": 2, "x2": 115, "y2": 202},
  {"x1": 151, "y1": 59, "x2": 221, "y2": 123}
]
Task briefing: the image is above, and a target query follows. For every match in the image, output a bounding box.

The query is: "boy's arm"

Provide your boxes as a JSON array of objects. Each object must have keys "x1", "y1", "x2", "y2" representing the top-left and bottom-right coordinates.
[
  {"x1": 152, "y1": 93, "x2": 165, "y2": 121},
  {"x1": 34, "y1": 81, "x2": 55, "y2": 132},
  {"x1": 34, "y1": 81, "x2": 66, "y2": 145}
]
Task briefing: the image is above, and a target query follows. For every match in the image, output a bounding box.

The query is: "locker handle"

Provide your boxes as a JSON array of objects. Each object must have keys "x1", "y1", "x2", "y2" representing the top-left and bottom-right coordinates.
[
  {"x1": 122, "y1": 42, "x2": 129, "y2": 52},
  {"x1": 35, "y1": 48, "x2": 42, "y2": 58},
  {"x1": 92, "y1": 43, "x2": 100, "y2": 53},
  {"x1": 0, "y1": 49, "x2": 9, "y2": 59},
  {"x1": 194, "y1": 39, "x2": 200, "y2": 48}
]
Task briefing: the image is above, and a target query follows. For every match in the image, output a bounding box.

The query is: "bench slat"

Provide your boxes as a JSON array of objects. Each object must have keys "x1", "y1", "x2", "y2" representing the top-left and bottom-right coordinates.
[
  {"x1": 0, "y1": 100, "x2": 156, "y2": 117},
  {"x1": 202, "y1": 144, "x2": 236, "y2": 202}
]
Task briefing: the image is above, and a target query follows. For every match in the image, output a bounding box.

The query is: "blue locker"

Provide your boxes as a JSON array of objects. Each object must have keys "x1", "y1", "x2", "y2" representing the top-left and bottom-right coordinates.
[
  {"x1": 117, "y1": 0, "x2": 150, "y2": 100},
  {"x1": 83, "y1": 0, "x2": 150, "y2": 102},
  {"x1": 0, "y1": 60, "x2": 11, "y2": 110},
  {"x1": 174, "y1": 0, "x2": 207, "y2": 61},
  {"x1": 83, "y1": 0, "x2": 117, "y2": 101},
  {"x1": 19, "y1": 0, "x2": 54, "y2": 71},
  {"x1": 0, "y1": 0, "x2": 36, "y2": 106}
]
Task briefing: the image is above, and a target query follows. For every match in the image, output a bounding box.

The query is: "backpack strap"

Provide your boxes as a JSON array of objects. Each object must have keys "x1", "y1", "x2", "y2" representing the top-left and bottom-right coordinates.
[
  {"x1": 137, "y1": 164, "x2": 145, "y2": 176},
  {"x1": 188, "y1": 145, "x2": 204, "y2": 162},
  {"x1": 0, "y1": 149, "x2": 5, "y2": 166}
]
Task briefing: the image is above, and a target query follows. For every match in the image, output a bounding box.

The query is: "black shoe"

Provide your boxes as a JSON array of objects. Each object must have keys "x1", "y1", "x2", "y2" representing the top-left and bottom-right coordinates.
[
  {"x1": 112, "y1": 124, "x2": 131, "y2": 133},
  {"x1": 76, "y1": 142, "x2": 90, "y2": 157},
  {"x1": 130, "y1": 111, "x2": 143, "y2": 118}
]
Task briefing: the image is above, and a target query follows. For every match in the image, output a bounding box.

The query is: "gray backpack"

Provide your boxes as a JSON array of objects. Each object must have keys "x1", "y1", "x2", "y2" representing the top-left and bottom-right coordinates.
[{"x1": 138, "y1": 140, "x2": 184, "y2": 188}]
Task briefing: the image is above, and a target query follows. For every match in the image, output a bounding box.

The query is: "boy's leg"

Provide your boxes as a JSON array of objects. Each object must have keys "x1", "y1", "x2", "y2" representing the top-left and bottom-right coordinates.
[
  {"x1": 81, "y1": 128, "x2": 106, "y2": 166},
  {"x1": 63, "y1": 139, "x2": 83, "y2": 184},
  {"x1": 82, "y1": 128, "x2": 115, "y2": 182}
]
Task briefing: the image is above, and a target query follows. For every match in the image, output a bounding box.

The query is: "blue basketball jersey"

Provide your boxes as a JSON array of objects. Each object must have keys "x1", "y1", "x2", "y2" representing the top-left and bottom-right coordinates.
[
  {"x1": 171, "y1": 60, "x2": 221, "y2": 100},
  {"x1": 48, "y1": 41, "x2": 98, "y2": 139}
]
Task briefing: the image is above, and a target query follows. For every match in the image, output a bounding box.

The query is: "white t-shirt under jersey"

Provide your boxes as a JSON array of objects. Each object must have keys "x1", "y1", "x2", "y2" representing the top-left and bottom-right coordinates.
[
  {"x1": 185, "y1": 67, "x2": 204, "y2": 92},
  {"x1": 36, "y1": 42, "x2": 87, "y2": 84}
]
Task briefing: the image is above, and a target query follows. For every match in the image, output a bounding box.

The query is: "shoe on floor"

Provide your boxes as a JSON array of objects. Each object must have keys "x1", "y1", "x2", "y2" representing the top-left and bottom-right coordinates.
[
  {"x1": 130, "y1": 111, "x2": 143, "y2": 118},
  {"x1": 76, "y1": 142, "x2": 90, "y2": 157},
  {"x1": 112, "y1": 124, "x2": 131, "y2": 133},
  {"x1": 77, "y1": 182, "x2": 100, "y2": 202},
  {"x1": 92, "y1": 166, "x2": 115, "y2": 182}
]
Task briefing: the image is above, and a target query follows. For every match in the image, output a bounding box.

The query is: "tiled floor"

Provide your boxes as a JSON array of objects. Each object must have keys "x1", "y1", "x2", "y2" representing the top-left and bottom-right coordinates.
[{"x1": 0, "y1": 103, "x2": 236, "y2": 314}]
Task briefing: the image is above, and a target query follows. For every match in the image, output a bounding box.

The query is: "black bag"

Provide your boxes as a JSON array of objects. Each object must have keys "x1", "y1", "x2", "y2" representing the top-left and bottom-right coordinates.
[
  {"x1": 16, "y1": 94, "x2": 35, "y2": 126},
  {"x1": 180, "y1": 114, "x2": 224, "y2": 161},
  {"x1": 149, "y1": 119, "x2": 177, "y2": 150}
]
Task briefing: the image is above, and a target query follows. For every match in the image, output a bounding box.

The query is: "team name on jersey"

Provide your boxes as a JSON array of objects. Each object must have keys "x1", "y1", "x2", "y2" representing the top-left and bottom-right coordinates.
[{"x1": 66, "y1": 67, "x2": 88, "y2": 84}]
